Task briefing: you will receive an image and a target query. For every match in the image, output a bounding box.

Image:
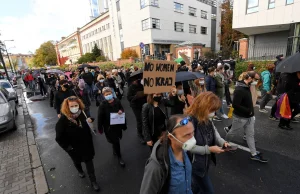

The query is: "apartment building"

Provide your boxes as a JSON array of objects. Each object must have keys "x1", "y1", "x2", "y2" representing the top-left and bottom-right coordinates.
[{"x1": 233, "y1": 0, "x2": 300, "y2": 60}]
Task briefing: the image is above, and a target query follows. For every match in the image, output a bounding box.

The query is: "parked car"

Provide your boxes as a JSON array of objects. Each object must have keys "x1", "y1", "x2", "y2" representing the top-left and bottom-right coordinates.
[
  {"x1": 0, "y1": 80, "x2": 18, "y2": 104},
  {"x1": 0, "y1": 88, "x2": 17, "y2": 134}
]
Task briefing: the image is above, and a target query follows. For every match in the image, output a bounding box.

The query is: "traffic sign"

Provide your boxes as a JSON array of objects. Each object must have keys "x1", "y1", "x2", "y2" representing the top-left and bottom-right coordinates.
[{"x1": 139, "y1": 42, "x2": 144, "y2": 49}]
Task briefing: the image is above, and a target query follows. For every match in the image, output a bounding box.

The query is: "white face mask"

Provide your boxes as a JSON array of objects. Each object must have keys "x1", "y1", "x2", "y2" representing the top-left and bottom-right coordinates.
[
  {"x1": 177, "y1": 89, "x2": 184, "y2": 95},
  {"x1": 169, "y1": 132, "x2": 197, "y2": 151},
  {"x1": 251, "y1": 81, "x2": 258, "y2": 85},
  {"x1": 208, "y1": 112, "x2": 215, "y2": 118},
  {"x1": 140, "y1": 79, "x2": 144, "y2": 85},
  {"x1": 70, "y1": 107, "x2": 79, "y2": 114},
  {"x1": 199, "y1": 80, "x2": 205, "y2": 85}
]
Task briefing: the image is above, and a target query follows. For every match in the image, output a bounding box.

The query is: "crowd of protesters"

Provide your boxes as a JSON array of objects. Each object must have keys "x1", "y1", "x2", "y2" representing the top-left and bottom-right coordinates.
[{"x1": 19, "y1": 54, "x2": 300, "y2": 193}]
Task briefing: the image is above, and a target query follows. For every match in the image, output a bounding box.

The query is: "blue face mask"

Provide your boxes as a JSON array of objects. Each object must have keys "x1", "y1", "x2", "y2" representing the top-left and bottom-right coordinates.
[{"x1": 105, "y1": 94, "x2": 113, "y2": 101}]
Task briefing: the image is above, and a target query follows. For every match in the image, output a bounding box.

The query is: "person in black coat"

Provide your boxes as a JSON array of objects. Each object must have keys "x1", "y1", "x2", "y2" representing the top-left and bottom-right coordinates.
[
  {"x1": 98, "y1": 87, "x2": 127, "y2": 167},
  {"x1": 73, "y1": 79, "x2": 91, "y2": 117},
  {"x1": 127, "y1": 78, "x2": 147, "y2": 144},
  {"x1": 37, "y1": 76, "x2": 47, "y2": 97},
  {"x1": 94, "y1": 74, "x2": 106, "y2": 107},
  {"x1": 169, "y1": 84, "x2": 186, "y2": 115},
  {"x1": 142, "y1": 93, "x2": 172, "y2": 150},
  {"x1": 55, "y1": 97, "x2": 100, "y2": 191},
  {"x1": 80, "y1": 67, "x2": 94, "y2": 100},
  {"x1": 205, "y1": 67, "x2": 216, "y2": 93},
  {"x1": 54, "y1": 80, "x2": 75, "y2": 118}
]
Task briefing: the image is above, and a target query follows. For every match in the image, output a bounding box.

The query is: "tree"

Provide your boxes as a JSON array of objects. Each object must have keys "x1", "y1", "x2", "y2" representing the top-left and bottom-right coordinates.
[
  {"x1": 92, "y1": 44, "x2": 102, "y2": 58},
  {"x1": 77, "y1": 53, "x2": 96, "y2": 64},
  {"x1": 121, "y1": 49, "x2": 138, "y2": 59},
  {"x1": 218, "y1": 0, "x2": 247, "y2": 58},
  {"x1": 33, "y1": 41, "x2": 57, "y2": 67}
]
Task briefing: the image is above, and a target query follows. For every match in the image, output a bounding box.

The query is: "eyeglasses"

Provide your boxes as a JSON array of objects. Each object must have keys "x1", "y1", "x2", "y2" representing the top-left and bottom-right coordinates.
[
  {"x1": 172, "y1": 116, "x2": 192, "y2": 131},
  {"x1": 68, "y1": 97, "x2": 78, "y2": 101}
]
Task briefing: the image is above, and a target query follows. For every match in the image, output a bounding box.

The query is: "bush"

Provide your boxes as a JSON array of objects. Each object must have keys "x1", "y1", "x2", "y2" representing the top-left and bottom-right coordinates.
[
  {"x1": 235, "y1": 60, "x2": 273, "y2": 80},
  {"x1": 121, "y1": 49, "x2": 138, "y2": 59},
  {"x1": 96, "y1": 56, "x2": 107, "y2": 62}
]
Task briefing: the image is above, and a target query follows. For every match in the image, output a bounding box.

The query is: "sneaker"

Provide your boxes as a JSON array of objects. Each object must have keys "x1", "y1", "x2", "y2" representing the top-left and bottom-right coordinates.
[
  {"x1": 291, "y1": 118, "x2": 299, "y2": 123},
  {"x1": 213, "y1": 116, "x2": 222, "y2": 122},
  {"x1": 259, "y1": 109, "x2": 268, "y2": 113},
  {"x1": 221, "y1": 114, "x2": 229, "y2": 119},
  {"x1": 278, "y1": 124, "x2": 293, "y2": 130},
  {"x1": 224, "y1": 127, "x2": 230, "y2": 134},
  {"x1": 250, "y1": 153, "x2": 268, "y2": 163},
  {"x1": 269, "y1": 116, "x2": 279, "y2": 121}
]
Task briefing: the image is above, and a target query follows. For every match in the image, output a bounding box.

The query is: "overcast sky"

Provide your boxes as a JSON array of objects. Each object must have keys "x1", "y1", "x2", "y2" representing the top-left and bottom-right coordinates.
[{"x1": 0, "y1": 0, "x2": 91, "y2": 54}]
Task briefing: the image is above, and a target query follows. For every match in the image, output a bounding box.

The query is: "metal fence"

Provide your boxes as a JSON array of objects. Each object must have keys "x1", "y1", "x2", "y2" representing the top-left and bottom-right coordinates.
[{"x1": 246, "y1": 36, "x2": 300, "y2": 61}]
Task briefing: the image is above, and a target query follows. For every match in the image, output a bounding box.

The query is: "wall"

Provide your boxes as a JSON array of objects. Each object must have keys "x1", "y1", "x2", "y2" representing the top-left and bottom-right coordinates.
[
  {"x1": 247, "y1": 31, "x2": 289, "y2": 60},
  {"x1": 233, "y1": 0, "x2": 300, "y2": 34}
]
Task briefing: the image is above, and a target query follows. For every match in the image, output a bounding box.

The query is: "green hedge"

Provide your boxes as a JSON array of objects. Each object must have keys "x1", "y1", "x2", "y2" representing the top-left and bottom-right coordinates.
[{"x1": 235, "y1": 61, "x2": 274, "y2": 80}]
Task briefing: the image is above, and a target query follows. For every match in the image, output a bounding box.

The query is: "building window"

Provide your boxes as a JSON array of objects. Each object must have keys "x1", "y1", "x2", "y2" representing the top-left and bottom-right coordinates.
[
  {"x1": 189, "y1": 24, "x2": 196, "y2": 33},
  {"x1": 174, "y1": 22, "x2": 184, "y2": 32},
  {"x1": 174, "y1": 2, "x2": 183, "y2": 13},
  {"x1": 201, "y1": 26, "x2": 207, "y2": 34},
  {"x1": 119, "y1": 23, "x2": 123, "y2": 29},
  {"x1": 116, "y1": 1, "x2": 120, "y2": 11},
  {"x1": 107, "y1": 23, "x2": 110, "y2": 29},
  {"x1": 211, "y1": 14, "x2": 217, "y2": 20},
  {"x1": 268, "y1": 0, "x2": 275, "y2": 8},
  {"x1": 152, "y1": 18, "x2": 160, "y2": 29},
  {"x1": 201, "y1": 10, "x2": 208, "y2": 19},
  {"x1": 150, "y1": 0, "x2": 159, "y2": 6},
  {"x1": 189, "y1": 7, "x2": 196, "y2": 16},
  {"x1": 286, "y1": 0, "x2": 293, "y2": 4},
  {"x1": 121, "y1": 42, "x2": 124, "y2": 51},
  {"x1": 141, "y1": 0, "x2": 146, "y2": 8},
  {"x1": 142, "y1": 18, "x2": 150, "y2": 30},
  {"x1": 247, "y1": 0, "x2": 259, "y2": 14}
]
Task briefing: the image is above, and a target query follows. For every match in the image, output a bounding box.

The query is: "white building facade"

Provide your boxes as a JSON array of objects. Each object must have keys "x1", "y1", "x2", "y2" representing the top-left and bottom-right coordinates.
[
  {"x1": 233, "y1": 0, "x2": 300, "y2": 59},
  {"x1": 110, "y1": 0, "x2": 220, "y2": 58}
]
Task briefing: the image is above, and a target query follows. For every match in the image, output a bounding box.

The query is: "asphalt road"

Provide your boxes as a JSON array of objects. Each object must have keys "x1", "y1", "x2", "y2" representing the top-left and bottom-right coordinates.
[{"x1": 26, "y1": 91, "x2": 300, "y2": 194}]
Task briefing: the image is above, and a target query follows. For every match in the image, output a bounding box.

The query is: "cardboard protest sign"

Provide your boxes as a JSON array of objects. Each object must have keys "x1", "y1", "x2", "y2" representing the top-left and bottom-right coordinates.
[
  {"x1": 179, "y1": 52, "x2": 191, "y2": 66},
  {"x1": 143, "y1": 60, "x2": 177, "y2": 94}
]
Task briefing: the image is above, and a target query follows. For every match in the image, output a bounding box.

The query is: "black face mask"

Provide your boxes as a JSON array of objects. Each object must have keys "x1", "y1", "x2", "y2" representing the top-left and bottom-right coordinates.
[
  {"x1": 63, "y1": 84, "x2": 69, "y2": 89},
  {"x1": 153, "y1": 96, "x2": 162, "y2": 102}
]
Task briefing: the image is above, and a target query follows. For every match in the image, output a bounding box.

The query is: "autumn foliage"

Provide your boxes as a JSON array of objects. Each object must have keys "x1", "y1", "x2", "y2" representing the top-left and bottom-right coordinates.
[
  {"x1": 121, "y1": 49, "x2": 138, "y2": 59},
  {"x1": 219, "y1": 0, "x2": 247, "y2": 58}
]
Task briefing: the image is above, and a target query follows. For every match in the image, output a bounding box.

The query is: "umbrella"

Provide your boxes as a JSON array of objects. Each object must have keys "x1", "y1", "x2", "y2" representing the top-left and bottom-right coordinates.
[
  {"x1": 46, "y1": 69, "x2": 64, "y2": 74},
  {"x1": 276, "y1": 52, "x2": 300, "y2": 73},
  {"x1": 130, "y1": 69, "x2": 143, "y2": 78},
  {"x1": 192, "y1": 72, "x2": 205, "y2": 79},
  {"x1": 174, "y1": 58, "x2": 184, "y2": 64},
  {"x1": 77, "y1": 64, "x2": 96, "y2": 69},
  {"x1": 176, "y1": 71, "x2": 198, "y2": 82}
]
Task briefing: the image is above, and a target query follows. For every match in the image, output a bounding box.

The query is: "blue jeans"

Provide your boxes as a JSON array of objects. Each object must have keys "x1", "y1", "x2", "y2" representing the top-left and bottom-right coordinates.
[
  {"x1": 192, "y1": 173, "x2": 214, "y2": 194},
  {"x1": 218, "y1": 97, "x2": 224, "y2": 115}
]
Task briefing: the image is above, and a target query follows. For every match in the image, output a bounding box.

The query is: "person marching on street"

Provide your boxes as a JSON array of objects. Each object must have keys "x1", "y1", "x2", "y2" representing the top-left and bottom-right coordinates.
[
  {"x1": 55, "y1": 97, "x2": 100, "y2": 192},
  {"x1": 142, "y1": 93, "x2": 172, "y2": 150},
  {"x1": 259, "y1": 64, "x2": 275, "y2": 113},
  {"x1": 54, "y1": 80, "x2": 75, "y2": 118},
  {"x1": 37, "y1": 75, "x2": 47, "y2": 97},
  {"x1": 81, "y1": 67, "x2": 95, "y2": 101},
  {"x1": 94, "y1": 74, "x2": 106, "y2": 107},
  {"x1": 224, "y1": 72, "x2": 269, "y2": 163},
  {"x1": 185, "y1": 92, "x2": 229, "y2": 193},
  {"x1": 169, "y1": 83, "x2": 186, "y2": 115},
  {"x1": 127, "y1": 77, "x2": 147, "y2": 144},
  {"x1": 73, "y1": 79, "x2": 92, "y2": 117},
  {"x1": 139, "y1": 114, "x2": 195, "y2": 194},
  {"x1": 215, "y1": 65, "x2": 229, "y2": 119},
  {"x1": 97, "y1": 87, "x2": 127, "y2": 167}
]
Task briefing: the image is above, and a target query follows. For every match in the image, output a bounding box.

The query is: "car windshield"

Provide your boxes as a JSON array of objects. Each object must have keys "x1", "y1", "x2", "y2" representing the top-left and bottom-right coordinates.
[
  {"x1": 0, "y1": 82, "x2": 12, "y2": 89},
  {"x1": 0, "y1": 93, "x2": 6, "y2": 104}
]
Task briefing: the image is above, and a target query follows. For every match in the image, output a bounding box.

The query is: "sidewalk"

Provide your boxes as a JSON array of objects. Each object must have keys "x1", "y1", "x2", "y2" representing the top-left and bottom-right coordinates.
[{"x1": 0, "y1": 80, "x2": 48, "y2": 194}]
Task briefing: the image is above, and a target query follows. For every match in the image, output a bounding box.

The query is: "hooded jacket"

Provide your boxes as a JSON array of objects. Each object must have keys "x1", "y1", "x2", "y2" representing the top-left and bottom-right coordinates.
[
  {"x1": 261, "y1": 70, "x2": 272, "y2": 92},
  {"x1": 277, "y1": 73, "x2": 300, "y2": 103},
  {"x1": 232, "y1": 81, "x2": 254, "y2": 118},
  {"x1": 139, "y1": 140, "x2": 170, "y2": 194}
]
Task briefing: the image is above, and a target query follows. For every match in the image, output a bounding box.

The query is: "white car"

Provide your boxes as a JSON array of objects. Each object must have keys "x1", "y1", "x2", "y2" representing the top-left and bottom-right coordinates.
[{"x1": 0, "y1": 80, "x2": 18, "y2": 104}]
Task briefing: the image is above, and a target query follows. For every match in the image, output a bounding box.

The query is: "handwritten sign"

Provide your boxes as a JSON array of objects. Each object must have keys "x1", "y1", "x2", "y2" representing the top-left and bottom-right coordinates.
[
  {"x1": 143, "y1": 60, "x2": 177, "y2": 94},
  {"x1": 110, "y1": 113, "x2": 126, "y2": 125},
  {"x1": 179, "y1": 52, "x2": 191, "y2": 66}
]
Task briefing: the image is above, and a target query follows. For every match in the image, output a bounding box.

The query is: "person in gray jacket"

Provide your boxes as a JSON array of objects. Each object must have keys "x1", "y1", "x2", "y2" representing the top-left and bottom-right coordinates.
[{"x1": 139, "y1": 114, "x2": 195, "y2": 194}]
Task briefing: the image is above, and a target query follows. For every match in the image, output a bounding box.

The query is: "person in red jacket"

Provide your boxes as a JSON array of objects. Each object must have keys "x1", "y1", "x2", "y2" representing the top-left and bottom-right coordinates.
[{"x1": 25, "y1": 72, "x2": 35, "y2": 90}]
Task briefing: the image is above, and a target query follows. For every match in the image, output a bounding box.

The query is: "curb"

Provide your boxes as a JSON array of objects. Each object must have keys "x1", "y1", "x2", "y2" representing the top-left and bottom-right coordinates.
[{"x1": 20, "y1": 82, "x2": 49, "y2": 194}]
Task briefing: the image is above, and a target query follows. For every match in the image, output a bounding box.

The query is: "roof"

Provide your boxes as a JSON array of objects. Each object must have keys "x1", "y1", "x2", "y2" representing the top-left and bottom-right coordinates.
[{"x1": 175, "y1": 41, "x2": 205, "y2": 47}]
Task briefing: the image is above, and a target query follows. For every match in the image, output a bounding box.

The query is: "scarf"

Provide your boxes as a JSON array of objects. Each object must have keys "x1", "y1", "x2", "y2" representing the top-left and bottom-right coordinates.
[{"x1": 68, "y1": 110, "x2": 82, "y2": 126}]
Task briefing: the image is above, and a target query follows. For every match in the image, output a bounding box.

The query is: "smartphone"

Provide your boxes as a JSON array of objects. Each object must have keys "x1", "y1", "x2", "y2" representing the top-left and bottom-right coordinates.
[{"x1": 222, "y1": 145, "x2": 238, "y2": 151}]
